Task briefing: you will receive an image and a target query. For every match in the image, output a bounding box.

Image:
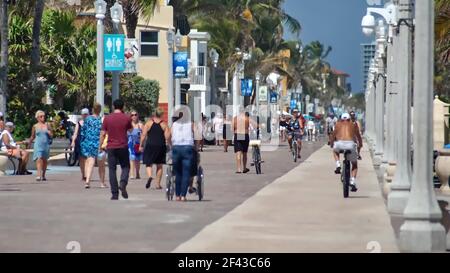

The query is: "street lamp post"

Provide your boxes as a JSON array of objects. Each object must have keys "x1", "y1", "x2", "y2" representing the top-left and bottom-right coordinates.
[
  {"x1": 388, "y1": 0, "x2": 413, "y2": 215},
  {"x1": 174, "y1": 30, "x2": 182, "y2": 108},
  {"x1": 399, "y1": 0, "x2": 446, "y2": 252},
  {"x1": 209, "y1": 48, "x2": 219, "y2": 106},
  {"x1": 110, "y1": 1, "x2": 123, "y2": 106},
  {"x1": 167, "y1": 29, "x2": 175, "y2": 125},
  {"x1": 373, "y1": 20, "x2": 387, "y2": 169},
  {"x1": 255, "y1": 71, "x2": 261, "y2": 115},
  {"x1": 95, "y1": 0, "x2": 106, "y2": 112}
]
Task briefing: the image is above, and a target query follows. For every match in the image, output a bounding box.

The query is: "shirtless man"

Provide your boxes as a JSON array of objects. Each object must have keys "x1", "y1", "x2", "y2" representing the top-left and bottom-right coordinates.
[
  {"x1": 331, "y1": 113, "x2": 363, "y2": 192},
  {"x1": 233, "y1": 110, "x2": 257, "y2": 174}
]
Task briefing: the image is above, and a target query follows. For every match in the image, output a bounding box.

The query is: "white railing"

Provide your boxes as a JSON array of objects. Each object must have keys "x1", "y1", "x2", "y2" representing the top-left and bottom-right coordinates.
[{"x1": 180, "y1": 66, "x2": 209, "y2": 91}]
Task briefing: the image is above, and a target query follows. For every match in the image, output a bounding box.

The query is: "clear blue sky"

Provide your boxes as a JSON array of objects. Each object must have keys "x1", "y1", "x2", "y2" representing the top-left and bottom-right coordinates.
[{"x1": 283, "y1": 0, "x2": 380, "y2": 93}]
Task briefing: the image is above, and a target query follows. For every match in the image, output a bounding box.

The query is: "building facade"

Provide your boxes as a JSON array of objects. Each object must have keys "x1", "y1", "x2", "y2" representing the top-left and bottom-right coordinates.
[{"x1": 361, "y1": 42, "x2": 376, "y2": 92}]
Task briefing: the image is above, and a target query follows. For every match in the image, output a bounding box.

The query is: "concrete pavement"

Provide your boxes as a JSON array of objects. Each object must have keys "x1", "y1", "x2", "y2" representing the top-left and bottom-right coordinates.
[
  {"x1": 174, "y1": 144, "x2": 399, "y2": 253},
  {"x1": 0, "y1": 140, "x2": 323, "y2": 252}
]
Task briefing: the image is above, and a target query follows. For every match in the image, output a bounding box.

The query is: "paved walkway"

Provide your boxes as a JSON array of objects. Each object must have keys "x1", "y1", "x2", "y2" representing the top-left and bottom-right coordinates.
[
  {"x1": 174, "y1": 144, "x2": 399, "y2": 253},
  {"x1": 0, "y1": 141, "x2": 323, "y2": 252}
]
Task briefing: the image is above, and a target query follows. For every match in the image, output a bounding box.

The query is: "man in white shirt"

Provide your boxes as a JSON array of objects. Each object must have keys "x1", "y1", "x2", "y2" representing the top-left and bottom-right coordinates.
[
  {"x1": 1, "y1": 122, "x2": 31, "y2": 175},
  {"x1": 213, "y1": 113, "x2": 224, "y2": 146},
  {"x1": 307, "y1": 119, "x2": 316, "y2": 141}
]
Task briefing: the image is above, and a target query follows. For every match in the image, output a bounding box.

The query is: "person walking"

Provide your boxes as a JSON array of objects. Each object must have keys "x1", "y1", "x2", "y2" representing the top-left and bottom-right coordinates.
[
  {"x1": 213, "y1": 113, "x2": 224, "y2": 146},
  {"x1": 233, "y1": 110, "x2": 256, "y2": 174},
  {"x1": 99, "y1": 100, "x2": 132, "y2": 200},
  {"x1": 140, "y1": 108, "x2": 170, "y2": 190},
  {"x1": 128, "y1": 111, "x2": 144, "y2": 180},
  {"x1": 29, "y1": 110, "x2": 52, "y2": 181},
  {"x1": 170, "y1": 109, "x2": 195, "y2": 202},
  {"x1": 81, "y1": 104, "x2": 106, "y2": 189},
  {"x1": 194, "y1": 113, "x2": 206, "y2": 152},
  {"x1": 71, "y1": 108, "x2": 89, "y2": 181},
  {"x1": 223, "y1": 114, "x2": 232, "y2": 152}
]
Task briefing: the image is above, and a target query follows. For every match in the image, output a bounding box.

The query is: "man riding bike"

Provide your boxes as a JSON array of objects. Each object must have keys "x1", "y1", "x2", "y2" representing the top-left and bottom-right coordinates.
[
  {"x1": 287, "y1": 109, "x2": 304, "y2": 159},
  {"x1": 331, "y1": 113, "x2": 363, "y2": 192}
]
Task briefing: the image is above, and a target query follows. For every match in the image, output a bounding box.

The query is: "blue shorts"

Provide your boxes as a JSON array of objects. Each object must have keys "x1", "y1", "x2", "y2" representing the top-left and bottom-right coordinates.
[{"x1": 288, "y1": 131, "x2": 303, "y2": 141}]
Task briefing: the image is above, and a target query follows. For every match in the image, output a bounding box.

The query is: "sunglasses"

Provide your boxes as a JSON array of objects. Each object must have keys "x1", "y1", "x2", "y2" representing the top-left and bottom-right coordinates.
[
  {"x1": 131, "y1": 114, "x2": 137, "y2": 117},
  {"x1": 39, "y1": 115, "x2": 45, "y2": 118}
]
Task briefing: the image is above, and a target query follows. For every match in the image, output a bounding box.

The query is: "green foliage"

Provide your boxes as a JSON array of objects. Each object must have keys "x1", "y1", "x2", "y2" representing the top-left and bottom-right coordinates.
[{"x1": 121, "y1": 75, "x2": 161, "y2": 118}]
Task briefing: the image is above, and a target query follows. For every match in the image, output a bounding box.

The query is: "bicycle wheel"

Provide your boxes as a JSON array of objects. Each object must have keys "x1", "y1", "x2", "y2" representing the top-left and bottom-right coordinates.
[
  {"x1": 197, "y1": 166, "x2": 204, "y2": 201},
  {"x1": 342, "y1": 160, "x2": 350, "y2": 198},
  {"x1": 255, "y1": 147, "x2": 262, "y2": 174},
  {"x1": 65, "y1": 147, "x2": 77, "y2": 167},
  {"x1": 166, "y1": 166, "x2": 174, "y2": 201},
  {"x1": 293, "y1": 142, "x2": 298, "y2": 162},
  {"x1": 5, "y1": 157, "x2": 16, "y2": 176}
]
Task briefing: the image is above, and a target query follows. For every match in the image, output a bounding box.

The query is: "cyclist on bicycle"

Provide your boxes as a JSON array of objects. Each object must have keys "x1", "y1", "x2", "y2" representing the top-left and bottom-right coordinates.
[
  {"x1": 330, "y1": 113, "x2": 363, "y2": 192},
  {"x1": 326, "y1": 113, "x2": 337, "y2": 146},
  {"x1": 287, "y1": 109, "x2": 304, "y2": 159}
]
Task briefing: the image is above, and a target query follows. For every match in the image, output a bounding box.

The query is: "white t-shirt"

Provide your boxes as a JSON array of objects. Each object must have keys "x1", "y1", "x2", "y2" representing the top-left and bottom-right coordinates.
[
  {"x1": 0, "y1": 130, "x2": 16, "y2": 151},
  {"x1": 307, "y1": 120, "x2": 315, "y2": 130},
  {"x1": 213, "y1": 117, "x2": 223, "y2": 133}
]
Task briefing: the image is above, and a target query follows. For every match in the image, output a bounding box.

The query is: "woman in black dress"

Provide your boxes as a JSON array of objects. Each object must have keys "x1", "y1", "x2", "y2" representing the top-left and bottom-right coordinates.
[{"x1": 140, "y1": 108, "x2": 171, "y2": 190}]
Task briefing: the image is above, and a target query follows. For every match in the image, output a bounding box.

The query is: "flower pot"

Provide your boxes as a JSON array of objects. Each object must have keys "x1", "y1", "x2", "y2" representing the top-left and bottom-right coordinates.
[{"x1": 436, "y1": 149, "x2": 450, "y2": 194}]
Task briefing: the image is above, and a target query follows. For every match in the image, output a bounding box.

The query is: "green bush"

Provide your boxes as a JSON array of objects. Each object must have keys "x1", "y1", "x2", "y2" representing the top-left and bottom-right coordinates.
[{"x1": 121, "y1": 76, "x2": 160, "y2": 118}]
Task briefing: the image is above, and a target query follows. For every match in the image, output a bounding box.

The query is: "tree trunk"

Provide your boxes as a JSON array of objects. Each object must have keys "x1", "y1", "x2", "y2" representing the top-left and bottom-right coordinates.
[
  {"x1": 124, "y1": 1, "x2": 138, "y2": 39},
  {"x1": 0, "y1": 0, "x2": 8, "y2": 116},
  {"x1": 30, "y1": 0, "x2": 45, "y2": 89}
]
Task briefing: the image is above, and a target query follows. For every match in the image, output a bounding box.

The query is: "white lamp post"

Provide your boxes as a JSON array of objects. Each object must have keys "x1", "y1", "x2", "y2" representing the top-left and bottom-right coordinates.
[
  {"x1": 255, "y1": 71, "x2": 261, "y2": 115},
  {"x1": 388, "y1": 0, "x2": 414, "y2": 214},
  {"x1": 110, "y1": 0, "x2": 123, "y2": 105},
  {"x1": 167, "y1": 29, "x2": 175, "y2": 125},
  {"x1": 209, "y1": 48, "x2": 219, "y2": 106},
  {"x1": 174, "y1": 30, "x2": 182, "y2": 108},
  {"x1": 95, "y1": 0, "x2": 106, "y2": 113},
  {"x1": 399, "y1": 0, "x2": 446, "y2": 253}
]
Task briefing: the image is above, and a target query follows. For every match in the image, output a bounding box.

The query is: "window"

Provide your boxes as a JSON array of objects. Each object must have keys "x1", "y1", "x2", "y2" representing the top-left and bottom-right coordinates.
[{"x1": 140, "y1": 31, "x2": 159, "y2": 57}]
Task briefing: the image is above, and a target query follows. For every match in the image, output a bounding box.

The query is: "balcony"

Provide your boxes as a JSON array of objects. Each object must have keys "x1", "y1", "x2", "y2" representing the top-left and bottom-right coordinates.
[{"x1": 180, "y1": 66, "x2": 210, "y2": 92}]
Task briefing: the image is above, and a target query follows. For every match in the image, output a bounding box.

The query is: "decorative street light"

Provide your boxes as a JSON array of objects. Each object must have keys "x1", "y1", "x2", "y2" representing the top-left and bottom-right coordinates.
[
  {"x1": 95, "y1": 0, "x2": 106, "y2": 113},
  {"x1": 174, "y1": 30, "x2": 182, "y2": 108},
  {"x1": 399, "y1": 0, "x2": 446, "y2": 252},
  {"x1": 209, "y1": 48, "x2": 219, "y2": 106},
  {"x1": 110, "y1": 0, "x2": 123, "y2": 105},
  {"x1": 167, "y1": 29, "x2": 175, "y2": 125},
  {"x1": 387, "y1": 0, "x2": 415, "y2": 215},
  {"x1": 255, "y1": 71, "x2": 261, "y2": 115}
]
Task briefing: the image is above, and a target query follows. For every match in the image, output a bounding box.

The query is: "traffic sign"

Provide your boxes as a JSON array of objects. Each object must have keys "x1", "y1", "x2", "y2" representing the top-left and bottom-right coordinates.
[{"x1": 104, "y1": 34, "x2": 125, "y2": 71}]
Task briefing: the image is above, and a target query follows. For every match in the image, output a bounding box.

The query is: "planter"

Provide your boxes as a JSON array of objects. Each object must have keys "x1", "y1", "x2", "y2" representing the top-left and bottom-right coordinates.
[{"x1": 436, "y1": 149, "x2": 450, "y2": 194}]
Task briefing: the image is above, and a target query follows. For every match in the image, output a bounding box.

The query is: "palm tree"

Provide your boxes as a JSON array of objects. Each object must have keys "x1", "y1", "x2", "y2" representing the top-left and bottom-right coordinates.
[
  {"x1": 30, "y1": 0, "x2": 45, "y2": 88},
  {"x1": 0, "y1": 0, "x2": 8, "y2": 115}
]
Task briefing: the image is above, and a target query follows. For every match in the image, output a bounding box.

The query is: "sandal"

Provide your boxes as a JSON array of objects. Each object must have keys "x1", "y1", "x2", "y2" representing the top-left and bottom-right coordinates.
[
  {"x1": 85, "y1": 183, "x2": 90, "y2": 189},
  {"x1": 155, "y1": 186, "x2": 163, "y2": 190}
]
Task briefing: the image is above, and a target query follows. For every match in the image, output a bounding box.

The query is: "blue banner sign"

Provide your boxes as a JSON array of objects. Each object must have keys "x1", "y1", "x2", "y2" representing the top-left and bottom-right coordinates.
[
  {"x1": 290, "y1": 99, "x2": 297, "y2": 109},
  {"x1": 104, "y1": 34, "x2": 125, "y2": 71},
  {"x1": 241, "y1": 79, "x2": 253, "y2": 97},
  {"x1": 173, "y1": 51, "x2": 188, "y2": 78},
  {"x1": 270, "y1": 91, "x2": 278, "y2": 103}
]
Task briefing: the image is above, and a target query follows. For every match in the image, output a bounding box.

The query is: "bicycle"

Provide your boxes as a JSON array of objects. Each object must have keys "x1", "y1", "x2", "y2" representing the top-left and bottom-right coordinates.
[
  {"x1": 250, "y1": 140, "x2": 262, "y2": 174},
  {"x1": 340, "y1": 150, "x2": 352, "y2": 198},
  {"x1": 292, "y1": 140, "x2": 298, "y2": 162},
  {"x1": 4, "y1": 156, "x2": 18, "y2": 176}
]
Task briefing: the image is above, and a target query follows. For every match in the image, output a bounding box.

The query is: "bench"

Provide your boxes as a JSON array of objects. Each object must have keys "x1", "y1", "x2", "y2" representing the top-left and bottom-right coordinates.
[{"x1": 0, "y1": 148, "x2": 73, "y2": 176}]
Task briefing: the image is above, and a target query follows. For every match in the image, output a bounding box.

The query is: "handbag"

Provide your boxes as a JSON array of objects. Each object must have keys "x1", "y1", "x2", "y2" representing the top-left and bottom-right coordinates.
[{"x1": 134, "y1": 143, "x2": 141, "y2": 155}]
